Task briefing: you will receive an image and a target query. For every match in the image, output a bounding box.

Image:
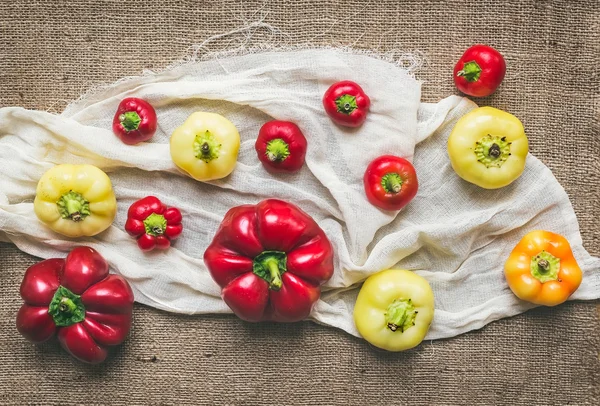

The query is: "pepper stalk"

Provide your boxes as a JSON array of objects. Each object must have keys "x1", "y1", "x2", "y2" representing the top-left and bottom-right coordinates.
[
  {"x1": 381, "y1": 173, "x2": 403, "y2": 194},
  {"x1": 119, "y1": 111, "x2": 142, "y2": 132},
  {"x1": 252, "y1": 251, "x2": 287, "y2": 291},
  {"x1": 385, "y1": 298, "x2": 417, "y2": 333},
  {"x1": 48, "y1": 286, "x2": 86, "y2": 327},
  {"x1": 335, "y1": 94, "x2": 358, "y2": 114},
  {"x1": 193, "y1": 130, "x2": 222, "y2": 163},
  {"x1": 265, "y1": 138, "x2": 291, "y2": 162},
  {"x1": 56, "y1": 191, "x2": 91, "y2": 222},
  {"x1": 456, "y1": 60, "x2": 482, "y2": 82}
]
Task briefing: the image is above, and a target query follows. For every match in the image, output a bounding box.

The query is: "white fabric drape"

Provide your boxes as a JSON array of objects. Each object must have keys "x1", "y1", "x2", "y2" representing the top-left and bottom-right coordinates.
[{"x1": 1, "y1": 50, "x2": 597, "y2": 339}]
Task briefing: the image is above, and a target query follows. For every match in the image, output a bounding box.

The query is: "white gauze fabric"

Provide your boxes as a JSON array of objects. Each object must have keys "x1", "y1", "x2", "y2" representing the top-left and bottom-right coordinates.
[{"x1": 0, "y1": 49, "x2": 598, "y2": 340}]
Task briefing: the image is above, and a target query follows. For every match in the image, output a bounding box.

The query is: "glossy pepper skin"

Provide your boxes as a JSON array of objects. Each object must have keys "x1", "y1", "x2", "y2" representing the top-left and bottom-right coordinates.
[
  {"x1": 454, "y1": 45, "x2": 506, "y2": 97},
  {"x1": 447, "y1": 107, "x2": 529, "y2": 189},
  {"x1": 34, "y1": 164, "x2": 117, "y2": 237},
  {"x1": 125, "y1": 196, "x2": 183, "y2": 251},
  {"x1": 204, "y1": 199, "x2": 334, "y2": 322},
  {"x1": 354, "y1": 269, "x2": 435, "y2": 352},
  {"x1": 364, "y1": 155, "x2": 418, "y2": 211},
  {"x1": 323, "y1": 80, "x2": 370, "y2": 127},
  {"x1": 170, "y1": 111, "x2": 241, "y2": 181},
  {"x1": 16, "y1": 247, "x2": 134, "y2": 364},
  {"x1": 112, "y1": 97, "x2": 158, "y2": 145},
  {"x1": 255, "y1": 120, "x2": 307, "y2": 173},
  {"x1": 505, "y1": 230, "x2": 582, "y2": 306}
]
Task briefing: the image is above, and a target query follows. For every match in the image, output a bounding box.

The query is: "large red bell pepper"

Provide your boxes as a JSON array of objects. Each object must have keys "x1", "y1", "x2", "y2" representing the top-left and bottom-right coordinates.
[
  {"x1": 204, "y1": 199, "x2": 334, "y2": 322},
  {"x1": 16, "y1": 246, "x2": 134, "y2": 364}
]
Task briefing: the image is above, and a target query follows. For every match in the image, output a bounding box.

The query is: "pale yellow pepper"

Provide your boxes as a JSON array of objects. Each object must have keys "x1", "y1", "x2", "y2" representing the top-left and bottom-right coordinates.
[
  {"x1": 170, "y1": 112, "x2": 240, "y2": 181},
  {"x1": 34, "y1": 164, "x2": 117, "y2": 237},
  {"x1": 354, "y1": 269, "x2": 435, "y2": 352},
  {"x1": 448, "y1": 107, "x2": 529, "y2": 189}
]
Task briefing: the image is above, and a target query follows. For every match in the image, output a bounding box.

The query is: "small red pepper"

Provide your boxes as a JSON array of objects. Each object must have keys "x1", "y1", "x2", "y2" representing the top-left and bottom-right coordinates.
[
  {"x1": 16, "y1": 246, "x2": 134, "y2": 364},
  {"x1": 364, "y1": 155, "x2": 418, "y2": 211},
  {"x1": 323, "y1": 80, "x2": 370, "y2": 127},
  {"x1": 125, "y1": 196, "x2": 183, "y2": 251},
  {"x1": 454, "y1": 45, "x2": 506, "y2": 97},
  {"x1": 204, "y1": 199, "x2": 334, "y2": 322},
  {"x1": 112, "y1": 97, "x2": 158, "y2": 145},
  {"x1": 255, "y1": 120, "x2": 307, "y2": 173}
]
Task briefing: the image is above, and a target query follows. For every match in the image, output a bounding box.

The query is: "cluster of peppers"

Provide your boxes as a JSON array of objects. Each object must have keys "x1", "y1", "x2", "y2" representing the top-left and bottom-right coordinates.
[
  {"x1": 17, "y1": 44, "x2": 583, "y2": 361},
  {"x1": 448, "y1": 48, "x2": 581, "y2": 306}
]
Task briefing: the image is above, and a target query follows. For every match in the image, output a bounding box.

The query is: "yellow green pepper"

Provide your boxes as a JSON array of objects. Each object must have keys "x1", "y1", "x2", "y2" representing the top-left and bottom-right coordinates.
[{"x1": 353, "y1": 269, "x2": 434, "y2": 352}]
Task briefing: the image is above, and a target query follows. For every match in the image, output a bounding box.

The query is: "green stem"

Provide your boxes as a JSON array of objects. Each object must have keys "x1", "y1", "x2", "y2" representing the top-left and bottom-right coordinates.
[
  {"x1": 456, "y1": 60, "x2": 482, "y2": 82},
  {"x1": 265, "y1": 259, "x2": 283, "y2": 290},
  {"x1": 56, "y1": 191, "x2": 91, "y2": 222},
  {"x1": 143, "y1": 213, "x2": 167, "y2": 236},
  {"x1": 530, "y1": 251, "x2": 560, "y2": 283},
  {"x1": 59, "y1": 297, "x2": 77, "y2": 313},
  {"x1": 474, "y1": 134, "x2": 512, "y2": 168},
  {"x1": 381, "y1": 173, "x2": 403, "y2": 194},
  {"x1": 48, "y1": 286, "x2": 86, "y2": 327},
  {"x1": 265, "y1": 138, "x2": 290, "y2": 162},
  {"x1": 66, "y1": 199, "x2": 83, "y2": 220},
  {"x1": 335, "y1": 94, "x2": 358, "y2": 115},
  {"x1": 193, "y1": 131, "x2": 221, "y2": 163},
  {"x1": 252, "y1": 251, "x2": 287, "y2": 291},
  {"x1": 119, "y1": 111, "x2": 141, "y2": 132},
  {"x1": 385, "y1": 299, "x2": 417, "y2": 333}
]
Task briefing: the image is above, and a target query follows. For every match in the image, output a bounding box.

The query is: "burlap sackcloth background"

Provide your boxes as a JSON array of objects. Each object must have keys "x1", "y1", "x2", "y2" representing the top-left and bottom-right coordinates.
[{"x1": 0, "y1": 1, "x2": 598, "y2": 405}]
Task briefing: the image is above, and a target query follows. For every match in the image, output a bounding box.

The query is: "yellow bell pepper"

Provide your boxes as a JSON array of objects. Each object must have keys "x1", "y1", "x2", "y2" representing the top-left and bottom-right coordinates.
[
  {"x1": 504, "y1": 230, "x2": 582, "y2": 306},
  {"x1": 170, "y1": 112, "x2": 240, "y2": 181},
  {"x1": 34, "y1": 164, "x2": 117, "y2": 237},
  {"x1": 354, "y1": 269, "x2": 435, "y2": 352},
  {"x1": 447, "y1": 107, "x2": 529, "y2": 189}
]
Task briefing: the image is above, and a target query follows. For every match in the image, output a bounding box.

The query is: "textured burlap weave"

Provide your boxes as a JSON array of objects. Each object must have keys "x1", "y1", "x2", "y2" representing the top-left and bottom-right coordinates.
[{"x1": 0, "y1": 1, "x2": 598, "y2": 405}]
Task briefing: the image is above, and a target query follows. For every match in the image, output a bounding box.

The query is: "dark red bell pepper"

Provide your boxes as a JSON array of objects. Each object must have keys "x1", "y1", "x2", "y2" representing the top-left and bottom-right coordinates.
[
  {"x1": 16, "y1": 246, "x2": 134, "y2": 364},
  {"x1": 323, "y1": 80, "x2": 370, "y2": 127},
  {"x1": 364, "y1": 155, "x2": 418, "y2": 211},
  {"x1": 125, "y1": 196, "x2": 183, "y2": 251},
  {"x1": 204, "y1": 199, "x2": 334, "y2": 322},
  {"x1": 112, "y1": 97, "x2": 157, "y2": 145},
  {"x1": 453, "y1": 45, "x2": 506, "y2": 97},
  {"x1": 255, "y1": 120, "x2": 307, "y2": 173}
]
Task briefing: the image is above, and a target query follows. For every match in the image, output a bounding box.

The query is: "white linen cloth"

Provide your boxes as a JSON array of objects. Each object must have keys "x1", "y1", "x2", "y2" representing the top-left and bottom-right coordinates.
[{"x1": 0, "y1": 49, "x2": 597, "y2": 339}]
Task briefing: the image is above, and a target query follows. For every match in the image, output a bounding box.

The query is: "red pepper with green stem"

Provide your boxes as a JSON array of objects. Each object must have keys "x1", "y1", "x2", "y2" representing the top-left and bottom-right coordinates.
[
  {"x1": 323, "y1": 80, "x2": 370, "y2": 127},
  {"x1": 16, "y1": 246, "x2": 134, "y2": 364},
  {"x1": 364, "y1": 155, "x2": 418, "y2": 211},
  {"x1": 255, "y1": 120, "x2": 307, "y2": 173},
  {"x1": 204, "y1": 199, "x2": 334, "y2": 322},
  {"x1": 125, "y1": 196, "x2": 183, "y2": 251},
  {"x1": 112, "y1": 97, "x2": 157, "y2": 145},
  {"x1": 454, "y1": 45, "x2": 506, "y2": 97}
]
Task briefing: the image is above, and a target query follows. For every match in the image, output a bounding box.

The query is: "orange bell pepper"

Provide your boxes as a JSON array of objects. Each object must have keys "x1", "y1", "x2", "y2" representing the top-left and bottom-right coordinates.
[{"x1": 504, "y1": 230, "x2": 582, "y2": 306}]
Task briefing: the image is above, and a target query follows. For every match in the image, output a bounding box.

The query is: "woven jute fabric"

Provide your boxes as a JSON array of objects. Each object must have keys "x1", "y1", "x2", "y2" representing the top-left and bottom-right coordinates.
[{"x1": 0, "y1": 1, "x2": 598, "y2": 404}]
